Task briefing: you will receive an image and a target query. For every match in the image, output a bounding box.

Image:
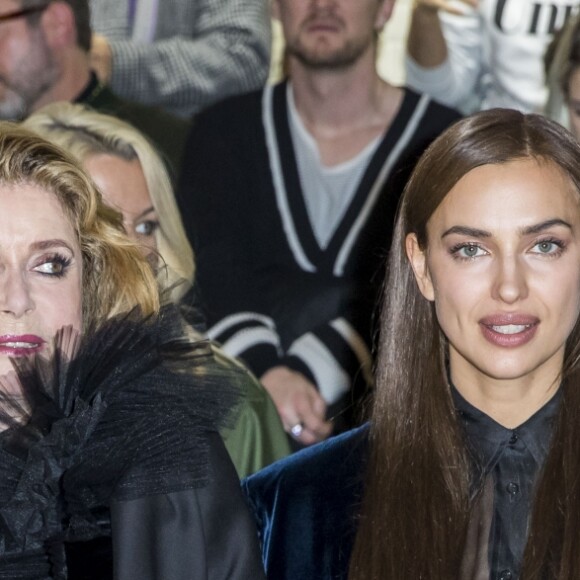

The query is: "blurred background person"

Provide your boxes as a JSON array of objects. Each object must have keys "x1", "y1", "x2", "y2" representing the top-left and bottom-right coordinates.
[
  {"x1": 177, "y1": 0, "x2": 460, "y2": 446},
  {"x1": 0, "y1": 0, "x2": 187, "y2": 178},
  {"x1": 24, "y1": 102, "x2": 291, "y2": 478},
  {"x1": 89, "y1": 0, "x2": 272, "y2": 118},
  {"x1": 178, "y1": 0, "x2": 459, "y2": 444},
  {"x1": 406, "y1": 0, "x2": 578, "y2": 114},
  {"x1": 545, "y1": 12, "x2": 580, "y2": 137}
]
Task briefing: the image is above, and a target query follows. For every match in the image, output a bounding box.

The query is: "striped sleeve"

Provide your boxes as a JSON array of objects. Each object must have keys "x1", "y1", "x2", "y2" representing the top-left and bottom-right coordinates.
[
  {"x1": 207, "y1": 313, "x2": 282, "y2": 379},
  {"x1": 283, "y1": 318, "x2": 373, "y2": 405}
]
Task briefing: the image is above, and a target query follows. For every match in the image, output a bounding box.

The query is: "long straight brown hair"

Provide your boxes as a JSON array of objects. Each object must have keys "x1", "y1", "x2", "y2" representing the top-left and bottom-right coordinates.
[{"x1": 349, "y1": 109, "x2": 580, "y2": 579}]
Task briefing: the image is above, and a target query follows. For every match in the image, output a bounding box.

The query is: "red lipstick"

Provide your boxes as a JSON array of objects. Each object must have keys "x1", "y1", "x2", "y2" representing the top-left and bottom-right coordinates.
[
  {"x1": 479, "y1": 314, "x2": 539, "y2": 348},
  {"x1": 0, "y1": 335, "x2": 45, "y2": 357}
]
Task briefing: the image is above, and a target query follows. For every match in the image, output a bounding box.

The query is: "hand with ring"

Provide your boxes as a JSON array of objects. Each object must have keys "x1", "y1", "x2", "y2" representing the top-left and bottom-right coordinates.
[
  {"x1": 261, "y1": 366, "x2": 333, "y2": 445},
  {"x1": 290, "y1": 422, "x2": 304, "y2": 439}
]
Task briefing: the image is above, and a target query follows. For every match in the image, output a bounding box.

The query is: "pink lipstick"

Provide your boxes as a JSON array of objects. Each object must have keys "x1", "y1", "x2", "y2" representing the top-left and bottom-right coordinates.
[
  {"x1": 0, "y1": 335, "x2": 45, "y2": 357},
  {"x1": 479, "y1": 314, "x2": 539, "y2": 348}
]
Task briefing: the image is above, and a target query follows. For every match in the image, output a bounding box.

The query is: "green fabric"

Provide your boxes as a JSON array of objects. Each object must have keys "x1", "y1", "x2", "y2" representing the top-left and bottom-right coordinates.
[{"x1": 212, "y1": 346, "x2": 291, "y2": 479}]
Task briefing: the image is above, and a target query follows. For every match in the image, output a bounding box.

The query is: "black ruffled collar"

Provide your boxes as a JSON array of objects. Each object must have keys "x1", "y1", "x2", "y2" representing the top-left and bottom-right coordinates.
[{"x1": 0, "y1": 306, "x2": 239, "y2": 570}]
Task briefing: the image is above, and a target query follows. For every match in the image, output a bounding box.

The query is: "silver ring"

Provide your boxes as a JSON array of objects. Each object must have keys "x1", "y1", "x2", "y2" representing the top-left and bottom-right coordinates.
[{"x1": 290, "y1": 422, "x2": 304, "y2": 438}]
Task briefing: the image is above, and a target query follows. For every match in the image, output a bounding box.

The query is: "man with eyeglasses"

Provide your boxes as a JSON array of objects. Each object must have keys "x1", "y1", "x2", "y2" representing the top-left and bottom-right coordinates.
[{"x1": 0, "y1": 0, "x2": 187, "y2": 179}]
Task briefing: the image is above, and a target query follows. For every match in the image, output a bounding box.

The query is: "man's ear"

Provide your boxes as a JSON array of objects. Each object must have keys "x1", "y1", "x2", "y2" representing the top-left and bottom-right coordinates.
[
  {"x1": 375, "y1": 0, "x2": 396, "y2": 30},
  {"x1": 405, "y1": 233, "x2": 435, "y2": 301},
  {"x1": 40, "y1": 1, "x2": 76, "y2": 49}
]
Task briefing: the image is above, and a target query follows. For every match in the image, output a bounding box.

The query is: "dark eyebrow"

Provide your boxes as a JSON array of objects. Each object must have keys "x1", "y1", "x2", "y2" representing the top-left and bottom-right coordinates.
[
  {"x1": 520, "y1": 219, "x2": 572, "y2": 235},
  {"x1": 135, "y1": 206, "x2": 156, "y2": 220},
  {"x1": 441, "y1": 226, "x2": 491, "y2": 239},
  {"x1": 441, "y1": 219, "x2": 573, "y2": 240},
  {"x1": 30, "y1": 239, "x2": 75, "y2": 253}
]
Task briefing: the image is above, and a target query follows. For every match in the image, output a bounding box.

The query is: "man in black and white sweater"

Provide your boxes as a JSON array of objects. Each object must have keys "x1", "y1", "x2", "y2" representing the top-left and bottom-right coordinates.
[{"x1": 178, "y1": 0, "x2": 461, "y2": 446}]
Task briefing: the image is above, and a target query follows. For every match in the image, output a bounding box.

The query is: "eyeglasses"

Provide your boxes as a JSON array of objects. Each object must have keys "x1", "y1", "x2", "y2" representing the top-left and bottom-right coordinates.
[{"x1": 0, "y1": 3, "x2": 50, "y2": 23}]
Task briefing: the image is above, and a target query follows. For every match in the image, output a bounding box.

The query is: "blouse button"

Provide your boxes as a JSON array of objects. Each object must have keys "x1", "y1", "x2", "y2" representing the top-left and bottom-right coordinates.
[
  {"x1": 509, "y1": 432, "x2": 518, "y2": 445},
  {"x1": 506, "y1": 482, "x2": 520, "y2": 495},
  {"x1": 499, "y1": 570, "x2": 512, "y2": 580}
]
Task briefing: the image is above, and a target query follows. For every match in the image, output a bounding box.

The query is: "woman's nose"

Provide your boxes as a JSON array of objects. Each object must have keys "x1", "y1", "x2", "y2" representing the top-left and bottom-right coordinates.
[
  {"x1": 0, "y1": 270, "x2": 34, "y2": 318},
  {"x1": 491, "y1": 255, "x2": 529, "y2": 304}
]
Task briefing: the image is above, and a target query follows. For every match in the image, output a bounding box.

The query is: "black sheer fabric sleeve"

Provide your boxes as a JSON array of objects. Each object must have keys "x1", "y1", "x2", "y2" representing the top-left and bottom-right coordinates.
[{"x1": 110, "y1": 433, "x2": 266, "y2": 580}]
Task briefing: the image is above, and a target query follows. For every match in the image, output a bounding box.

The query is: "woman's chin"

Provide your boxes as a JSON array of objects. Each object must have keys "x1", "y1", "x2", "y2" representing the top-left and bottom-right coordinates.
[
  {"x1": 0, "y1": 358, "x2": 14, "y2": 377},
  {"x1": 0, "y1": 351, "x2": 38, "y2": 378}
]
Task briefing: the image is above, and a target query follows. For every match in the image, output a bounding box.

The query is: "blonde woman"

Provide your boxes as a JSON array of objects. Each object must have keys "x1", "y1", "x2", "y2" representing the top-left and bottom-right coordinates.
[
  {"x1": 24, "y1": 103, "x2": 290, "y2": 477},
  {"x1": 0, "y1": 122, "x2": 264, "y2": 578}
]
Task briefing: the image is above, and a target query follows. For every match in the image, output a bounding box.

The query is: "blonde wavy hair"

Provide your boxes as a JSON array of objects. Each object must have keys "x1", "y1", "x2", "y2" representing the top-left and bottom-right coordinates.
[
  {"x1": 23, "y1": 103, "x2": 195, "y2": 303},
  {"x1": 0, "y1": 121, "x2": 159, "y2": 328}
]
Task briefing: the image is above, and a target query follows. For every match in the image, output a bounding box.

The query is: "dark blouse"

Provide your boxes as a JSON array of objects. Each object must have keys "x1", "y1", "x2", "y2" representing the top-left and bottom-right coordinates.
[
  {"x1": 453, "y1": 387, "x2": 560, "y2": 580},
  {"x1": 243, "y1": 389, "x2": 561, "y2": 580}
]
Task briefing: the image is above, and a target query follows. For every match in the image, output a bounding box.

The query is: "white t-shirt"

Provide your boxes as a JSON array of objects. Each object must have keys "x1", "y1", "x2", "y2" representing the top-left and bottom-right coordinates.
[
  {"x1": 406, "y1": 0, "x2": 579, "y2": 113},
  {"x1": 287, "y1": 85, "x2": 381, "y2": 249}
]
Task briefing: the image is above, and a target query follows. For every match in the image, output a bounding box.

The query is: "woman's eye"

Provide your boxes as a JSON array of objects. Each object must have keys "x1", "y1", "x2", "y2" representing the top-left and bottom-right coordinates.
[
  {"x1": 457, "y1": 244, "x2": 484, "y2": 258},
  {"x1": 532, "y1": 240, "x2": 562, "y2": 255},
  {"x1": 33, "y1": 255, "x2": 71, "y2": 277},
  {"x1": 536, "y1": 242, "x2": 555, "y2": 253},
  {"x1": 135, "y1": 220, "x2": 159, "y2": 237}
]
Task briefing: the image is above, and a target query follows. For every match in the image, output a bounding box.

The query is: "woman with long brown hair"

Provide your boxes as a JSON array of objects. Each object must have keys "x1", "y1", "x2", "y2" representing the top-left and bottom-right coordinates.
[{"x1": 243, "y1": 108, "x2": 580, "y2": 579}]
